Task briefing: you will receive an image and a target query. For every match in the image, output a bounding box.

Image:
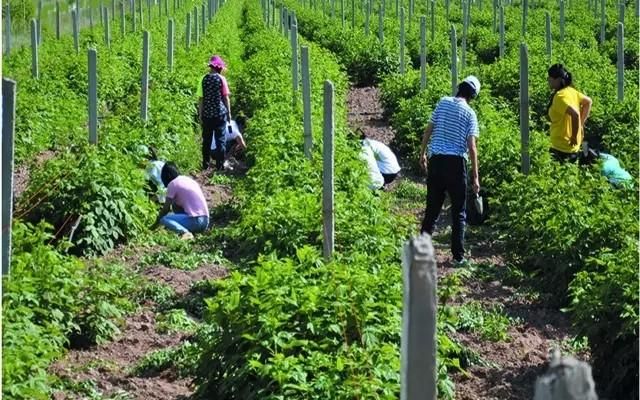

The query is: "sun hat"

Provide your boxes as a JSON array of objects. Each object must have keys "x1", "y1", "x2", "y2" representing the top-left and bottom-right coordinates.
[
  {"x1": 462, "y1": 75, "x2": 481, "y2": 96},
  {"x1": 208, "y1": 55, "x2": 226, "y2": 69}
]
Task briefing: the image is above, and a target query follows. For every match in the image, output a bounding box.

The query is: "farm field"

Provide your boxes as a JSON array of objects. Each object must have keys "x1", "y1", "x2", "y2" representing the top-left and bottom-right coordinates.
[{"x1": 2, "y1": 0, "x2": 638, "y2": 399}]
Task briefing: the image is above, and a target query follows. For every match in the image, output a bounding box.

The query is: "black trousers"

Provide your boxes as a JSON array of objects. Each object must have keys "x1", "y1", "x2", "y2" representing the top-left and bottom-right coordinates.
[
  {"x1": 420, "y1": 155, "x2": 467, "y2": 261},
  {"x1": 382, "y1": 172, "x2": 399, "y2": 185},
  {"x1": 202, "y1": 116, "x2": 227, "y2": 170}
]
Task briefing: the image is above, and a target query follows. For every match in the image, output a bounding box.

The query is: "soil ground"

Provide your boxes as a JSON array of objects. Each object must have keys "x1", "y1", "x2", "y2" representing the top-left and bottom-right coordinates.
[{"x1": 347, "y1": 86, "x2": 586, "y2": 400}]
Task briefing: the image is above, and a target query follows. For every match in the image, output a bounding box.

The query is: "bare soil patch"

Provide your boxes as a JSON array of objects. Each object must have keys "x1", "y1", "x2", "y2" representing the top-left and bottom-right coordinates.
[
  {"x1": 50, "y1": 310, "x2": 194, "y2": 400},
  {"x1": 144, "y1": 264, "x2": 228, "y2": 296}
]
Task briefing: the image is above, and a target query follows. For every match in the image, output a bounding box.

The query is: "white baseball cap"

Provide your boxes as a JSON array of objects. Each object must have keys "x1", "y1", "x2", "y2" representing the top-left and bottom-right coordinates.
[{"x1": 462, "y1": 75, "x2": 481, "y2": 96}]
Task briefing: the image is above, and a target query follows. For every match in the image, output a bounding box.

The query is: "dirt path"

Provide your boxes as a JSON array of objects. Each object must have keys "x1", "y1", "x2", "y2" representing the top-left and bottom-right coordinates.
[
  {"x1": 347, "y1": 86, "x2": 584, "y2": 400},
  {"x1": 50, "y1": 169, "x2": 239, "y2": 400}
]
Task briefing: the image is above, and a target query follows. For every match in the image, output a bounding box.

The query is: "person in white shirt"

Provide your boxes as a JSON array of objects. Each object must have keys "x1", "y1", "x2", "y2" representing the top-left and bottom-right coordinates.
[
  {"x1": 360, "y1": 143, "x2": 385, "y2": 190},
  {"x1": 361, "y1": 134, "x2": 401, "y2": 185}
]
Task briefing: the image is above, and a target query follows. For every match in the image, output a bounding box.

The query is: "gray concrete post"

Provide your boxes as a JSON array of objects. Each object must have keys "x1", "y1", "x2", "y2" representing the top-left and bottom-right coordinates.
[
  {"x1": 168, "y1": 19, "x2": 174, "y2": 71},
  {"x1": 520, "y1": 43, "x2": 530, "y2": 175},
  {"x1": 2, "y1": 79, "x2": 17, "y2": 276},
  {"x1": 545, "y1": 11, "x2": 552, "y2": 58},
  {"x1": 73, "y1": 9, "x2": 80, "y2": 53},
  {"x1": 378, "y1": 0, "x2": 384, "y2": 42},
  {"x1": 450, "y1": 24, "x2": 457, "y2": 95},
  {"x1": 5, "y1": 5, "x2": 11, "y2": 56},
  {"x1": 291, "y1": 23, "x2": 299, "y2": 102},
  {"x1": 56, "y1": 1, "x2": 61, "y2": 39},
  {"x1": 322, "y1": 81, "x2": 335, "y2": 262},
  {"x1": 401, "y1": 234, "x2": 437, "y2": 400},
  {"x1": 31, "y1": 20, "x2": 39, "y2": 78},
  {"x1": 365, "y1": 0, "x2": 370, "y2": 34},
  {"x1": 600, "y1": 0, "x2": 605, "y2": 44},
  {"x1": 88, "y1": 48, "x2": 98, "y2": 144},
  {"x1": 141, "y1": 31, "x2": 150, "y2": 121},
  {"x1": 617, "y1": 22, "x2": 624, "y2": 102},
  {"x1": 560, "y1": 0, "x2": 564, "y2": 41},
  {"x1": 120, "y1": 0, "x2": 125, "y2": 36},
  {"x1": 522, "y1": 0, "x2": 528, "y2": 36},
  {"x1": 186, "y1": 12, "x2": 191, "y2": 49},
  {"x1": 400, "y1": 7, "x2": 405, "y2": 74},
  {"x1": 301, "y1": 46, "x2": 313, "y2": 159},
  {"x1": 104, "y1": 7, "x2": 111, "y2": 47},
  {"x1": 420, "y1": 15, "x2": 426, "y2": 90},
  {"x1": 499, "y1": 5, "x2": 505, "y2": 57}
]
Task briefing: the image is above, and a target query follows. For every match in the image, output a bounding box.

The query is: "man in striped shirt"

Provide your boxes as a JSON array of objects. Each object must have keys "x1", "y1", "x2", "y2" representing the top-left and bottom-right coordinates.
[{"x1": 418, "y1": 76, "x2": 481, "y2": 265}]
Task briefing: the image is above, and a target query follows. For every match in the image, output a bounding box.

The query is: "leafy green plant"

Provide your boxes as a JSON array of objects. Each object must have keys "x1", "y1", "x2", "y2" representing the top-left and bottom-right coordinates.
[
  {"x1": 156, "y1": 309, "x2": 198, "y2": 334},
  {"x1": 455, "y1": 302, "x2": 515, "y2": 342}
]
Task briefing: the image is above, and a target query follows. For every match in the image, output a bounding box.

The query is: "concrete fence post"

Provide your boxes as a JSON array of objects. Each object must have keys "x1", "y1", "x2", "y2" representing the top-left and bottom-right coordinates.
[
  {"x1": 2, "y1": 79, "x2": 17, "y2": 275},
  {"x1": 323, "y1": 81, "x2": 335, "y2": 262},
  {"x1": 89, "y1": 48, "x2": 98, "y2": 144},
  {"x1": 520, "y1": 43, "x2": 530, "y2": 175},
  {"x1": 301, "y1": 46, "x2": 313, "y2": 159},
  {"x1": 401, "y1": 234, "x2": 437, "y2": 400}
]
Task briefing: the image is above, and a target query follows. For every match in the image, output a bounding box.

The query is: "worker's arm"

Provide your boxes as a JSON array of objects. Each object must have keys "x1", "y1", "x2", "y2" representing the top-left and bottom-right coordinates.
[
  {"x1": 223, "y1": 95, "x2": 231, "y2": 122},
  {"x1": 198, "y1": 98, "x2": 203, "y2": 124},
  {"x1": 580, "y1": 95, "x2": 592, "y2": 126},
  {"x1": 566, "y1": 106, "x2": 581, "y2": 146},
  {"x1": 467, "y1": 135, "x2": 480, "y2": 194},
  {"x1": 419, "y1": 122, "x2": 434, "y2": 171},
  {"x1": 151, "y1": 198, "x2": 173, "y2": 230}
]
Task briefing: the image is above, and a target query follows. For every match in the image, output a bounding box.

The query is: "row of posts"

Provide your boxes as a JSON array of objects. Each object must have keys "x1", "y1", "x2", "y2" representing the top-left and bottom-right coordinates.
[
  {"x1": 4, "y1": 0, "x2": 226, "y2": 56},
  {"x1": 27, "y1": 0, "x2": 224, "y2": 75}
]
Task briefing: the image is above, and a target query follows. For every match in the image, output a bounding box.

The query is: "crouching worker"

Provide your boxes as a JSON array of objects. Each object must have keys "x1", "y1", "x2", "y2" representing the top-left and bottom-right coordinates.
[
  {"x1": 150, "y1": 162, "x2": 209, "y2": 240},
  {"x1": 361, "y1": 134, "x2": 401, "y2": 186},
  {"x1": 140, "y1": 145, "x2": 166, "y2": 203}
]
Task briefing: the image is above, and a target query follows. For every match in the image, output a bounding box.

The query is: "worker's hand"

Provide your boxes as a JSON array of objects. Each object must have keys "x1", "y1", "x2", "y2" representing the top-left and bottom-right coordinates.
[
  {"x1": 472, "y1": 177, "x2": 480, "y2": 194},
  {"x1": 419, "y1": 153, "x2": 428, "y2": 173}
]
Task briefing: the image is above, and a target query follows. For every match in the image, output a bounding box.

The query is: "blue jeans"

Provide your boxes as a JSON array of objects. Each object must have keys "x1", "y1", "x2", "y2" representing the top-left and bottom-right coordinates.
[{"x1": 160, "y1": 213, "x2": 209, "y2": 235}]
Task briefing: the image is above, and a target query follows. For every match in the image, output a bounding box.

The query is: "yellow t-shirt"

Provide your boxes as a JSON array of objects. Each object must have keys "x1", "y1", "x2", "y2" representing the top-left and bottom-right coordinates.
[{"x1": 548, "y1": 86, "x2": 586, "y2": 153}]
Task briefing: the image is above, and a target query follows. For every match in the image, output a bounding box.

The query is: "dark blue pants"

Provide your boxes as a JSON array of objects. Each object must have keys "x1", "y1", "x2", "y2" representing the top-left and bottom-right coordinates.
[
  {"x1": 420, "y1": 155, "x2": 467, "y2": 261},
  {"x1": 202, "y1": 116, "x2": 227, "y2": 170}
]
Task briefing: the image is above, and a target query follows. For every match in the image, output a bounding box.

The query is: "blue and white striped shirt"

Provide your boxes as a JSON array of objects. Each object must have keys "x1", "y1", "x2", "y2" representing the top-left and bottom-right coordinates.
[{"x1": 428, "y1": 96, "x2": 479, "y2": 157}]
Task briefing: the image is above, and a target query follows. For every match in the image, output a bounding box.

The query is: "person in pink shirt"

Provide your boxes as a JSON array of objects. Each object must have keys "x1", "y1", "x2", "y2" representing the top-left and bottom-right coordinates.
[
  {"x1": 197, "y1": 55, "x2": 232, "y2": 171},
  {"x1": 150, "y1": 162, "x2": 210, "y2": 240}
]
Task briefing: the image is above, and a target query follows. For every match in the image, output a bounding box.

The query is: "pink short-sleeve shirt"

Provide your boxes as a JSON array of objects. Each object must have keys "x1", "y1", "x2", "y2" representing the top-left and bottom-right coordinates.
[{"x1": 166, "y1": 176, "x2": 209, "y2": 217}]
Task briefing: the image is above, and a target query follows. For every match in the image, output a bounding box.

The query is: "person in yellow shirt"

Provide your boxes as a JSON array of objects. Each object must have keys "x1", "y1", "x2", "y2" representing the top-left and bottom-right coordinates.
[{"x1": 546, "y1": 64, "x2": 593, "y2": 162}]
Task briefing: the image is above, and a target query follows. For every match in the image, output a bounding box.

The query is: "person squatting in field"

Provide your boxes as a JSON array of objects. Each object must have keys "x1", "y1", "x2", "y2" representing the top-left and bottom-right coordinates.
[
  {"x1": 546, "y1": 64, "x2": 593, "y2": 163},
  {"x1": 150, "y1": 162, "x2": 210, "y2": 240},
  {"x1": 360, "y1": 130, "x2": 401, "y2": 187},
  {"x1": 418, "y1": 75, "x2": 481, "y2": 266},
  {"x1": 198, "y1": 55, "x2": 232, "y2": 171}
]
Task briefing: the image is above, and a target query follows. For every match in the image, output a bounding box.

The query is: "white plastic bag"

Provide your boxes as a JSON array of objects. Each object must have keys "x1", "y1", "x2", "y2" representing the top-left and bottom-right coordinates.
[{"x1": 211, "y1": 120, "x2": 241, "y2": 150}]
